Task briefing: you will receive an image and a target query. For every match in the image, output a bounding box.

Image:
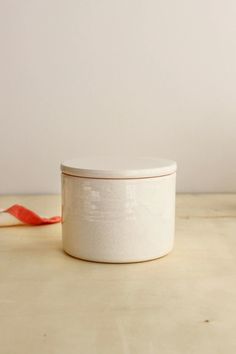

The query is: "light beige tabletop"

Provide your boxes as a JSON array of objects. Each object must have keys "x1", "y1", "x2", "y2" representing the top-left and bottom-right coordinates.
[{"x1": 0, "y1": 194, "x2": 236, "y2": 354}]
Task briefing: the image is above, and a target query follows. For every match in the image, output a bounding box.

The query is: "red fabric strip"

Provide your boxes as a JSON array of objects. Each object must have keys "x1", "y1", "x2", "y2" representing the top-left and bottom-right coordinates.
[{"x1": 5, "y1": 204, "x2": 61, "y2": 225}]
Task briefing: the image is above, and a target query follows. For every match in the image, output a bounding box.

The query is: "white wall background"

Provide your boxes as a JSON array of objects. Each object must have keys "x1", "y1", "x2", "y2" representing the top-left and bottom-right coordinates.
[{"x1": 0, "y1": 0, "x2": 236, "y2": 194}]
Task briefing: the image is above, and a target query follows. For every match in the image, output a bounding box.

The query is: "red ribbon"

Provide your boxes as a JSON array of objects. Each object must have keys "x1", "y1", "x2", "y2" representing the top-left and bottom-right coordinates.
[{"x1": 5, "y1": 204, "x2": 61, "y2": 225}]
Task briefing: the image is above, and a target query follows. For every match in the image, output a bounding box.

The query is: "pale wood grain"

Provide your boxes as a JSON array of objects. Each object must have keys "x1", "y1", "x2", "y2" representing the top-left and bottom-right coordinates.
[{"x1": 0, "y1": 194, "x2": 236, "y2": 354}]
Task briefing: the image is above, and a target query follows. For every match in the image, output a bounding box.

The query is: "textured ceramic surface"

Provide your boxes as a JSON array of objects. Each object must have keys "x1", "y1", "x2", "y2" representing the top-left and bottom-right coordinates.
[{"x1": 61, "y1": 158, "x2": 176, "y2": 263}]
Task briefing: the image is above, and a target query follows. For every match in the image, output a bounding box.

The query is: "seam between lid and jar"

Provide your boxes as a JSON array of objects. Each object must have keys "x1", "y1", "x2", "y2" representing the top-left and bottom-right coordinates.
[{"x1": 61, "y1": 171, "x2": 176, "y2": 180}]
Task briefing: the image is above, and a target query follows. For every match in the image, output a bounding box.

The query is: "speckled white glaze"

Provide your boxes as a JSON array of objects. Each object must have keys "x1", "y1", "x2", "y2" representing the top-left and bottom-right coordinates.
[{"x1": 61, "y1": 163, "x2": 176, "y2": 263}]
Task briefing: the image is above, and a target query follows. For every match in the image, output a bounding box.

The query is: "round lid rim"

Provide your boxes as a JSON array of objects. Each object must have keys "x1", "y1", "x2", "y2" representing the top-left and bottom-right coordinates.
[{"x1": 61, "y1": 157, "x2": 177, "y2": 179}]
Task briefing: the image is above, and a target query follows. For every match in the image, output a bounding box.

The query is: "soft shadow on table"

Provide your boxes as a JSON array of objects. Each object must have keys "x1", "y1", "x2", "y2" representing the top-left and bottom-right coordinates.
[{"x1": 0, "y1": 223, "x2": 63, "y2": 251}]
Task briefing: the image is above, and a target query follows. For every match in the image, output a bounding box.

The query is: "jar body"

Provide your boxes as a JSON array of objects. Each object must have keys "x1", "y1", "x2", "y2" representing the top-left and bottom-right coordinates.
[{"x1": 61, "y1": 173, "x2": 176, "y2": 263}]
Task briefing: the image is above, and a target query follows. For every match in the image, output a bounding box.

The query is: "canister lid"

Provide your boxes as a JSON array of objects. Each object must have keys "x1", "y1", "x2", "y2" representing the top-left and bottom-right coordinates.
[{"x1": 61, "y1": 157, "x2": 177, "y2": 179}]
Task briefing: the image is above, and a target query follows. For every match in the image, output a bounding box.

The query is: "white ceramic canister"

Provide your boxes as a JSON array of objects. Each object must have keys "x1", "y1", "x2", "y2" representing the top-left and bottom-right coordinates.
[{"x1": 61, "y1": 157, "x2": 177, "y2": 263}]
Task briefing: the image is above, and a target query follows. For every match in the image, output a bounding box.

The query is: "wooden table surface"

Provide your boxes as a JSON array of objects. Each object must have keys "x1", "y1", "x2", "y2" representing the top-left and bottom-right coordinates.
[{"x1": 0, "y1": 194, "x2": 236, "y2": 354}]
